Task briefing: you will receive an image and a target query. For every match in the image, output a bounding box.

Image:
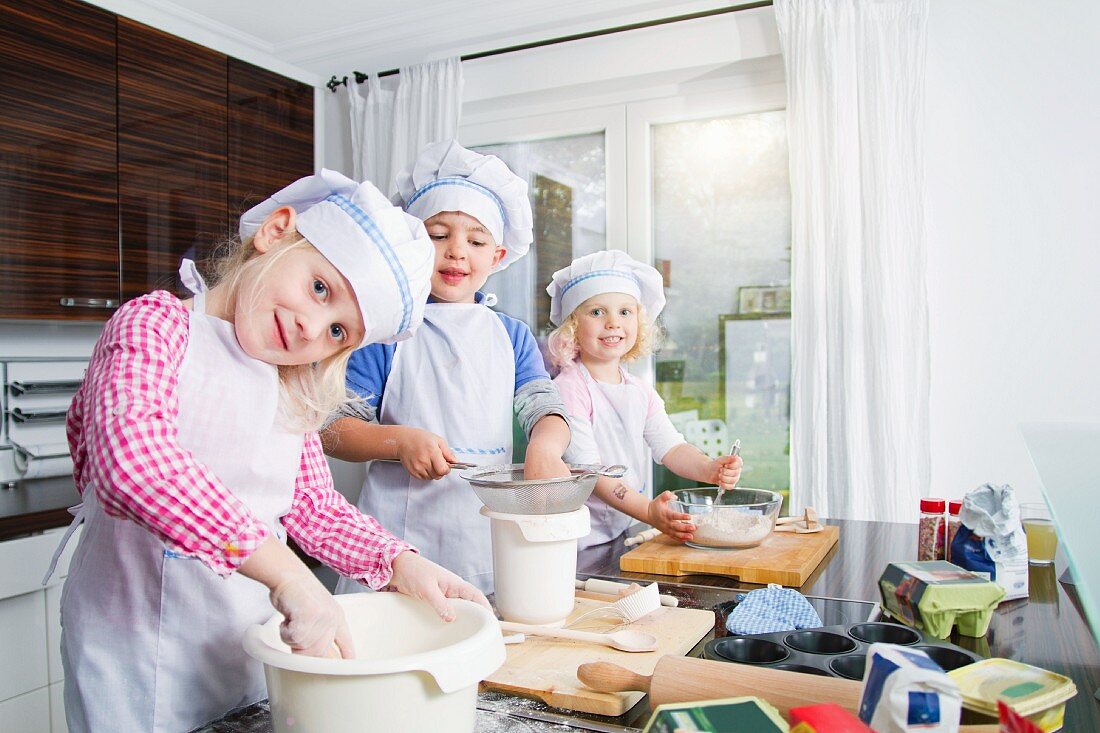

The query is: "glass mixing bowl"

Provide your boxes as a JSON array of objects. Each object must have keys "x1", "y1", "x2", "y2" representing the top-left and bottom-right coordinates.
[{"x1": 672, "y1": 487, "x2": 783, "y2": 550}]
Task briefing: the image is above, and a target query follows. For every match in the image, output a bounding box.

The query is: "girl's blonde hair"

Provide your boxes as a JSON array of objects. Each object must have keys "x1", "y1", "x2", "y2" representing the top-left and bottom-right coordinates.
[
  {"x1": 201, "y1": 233, "x2": 359, "y2": 433},
  {"x1": 547, "y1": 299, "x2": 661, "y2": 372}
]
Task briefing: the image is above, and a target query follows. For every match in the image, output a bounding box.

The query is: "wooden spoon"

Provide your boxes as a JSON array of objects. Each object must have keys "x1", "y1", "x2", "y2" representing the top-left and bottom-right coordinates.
[{"x1": 499, "y1": 621, "x2": 657, "y2": 653}]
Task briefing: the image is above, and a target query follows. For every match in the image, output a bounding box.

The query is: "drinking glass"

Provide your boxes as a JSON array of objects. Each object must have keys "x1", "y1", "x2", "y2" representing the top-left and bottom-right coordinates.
[{"x1": 1019, "y1": 502, "x2": 1057, "y2": 565}]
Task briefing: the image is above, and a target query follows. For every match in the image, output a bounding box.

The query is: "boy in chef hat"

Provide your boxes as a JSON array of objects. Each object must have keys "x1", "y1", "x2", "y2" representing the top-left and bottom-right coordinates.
[
  {"x1": 56, "y1": 171, "x2": 492, "y2": 733},
  {"x1": 326, "y1": 140, "x2": 576, "y2": 595},
  {"x1": 546, "y1": 250, "x2": 743, "y2": 549}
]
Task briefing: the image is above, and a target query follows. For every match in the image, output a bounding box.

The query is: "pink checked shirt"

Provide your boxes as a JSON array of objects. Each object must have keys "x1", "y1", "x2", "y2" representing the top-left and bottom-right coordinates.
[{"x1": 67, "y1": 291, "x2": 413, "y2": 586}]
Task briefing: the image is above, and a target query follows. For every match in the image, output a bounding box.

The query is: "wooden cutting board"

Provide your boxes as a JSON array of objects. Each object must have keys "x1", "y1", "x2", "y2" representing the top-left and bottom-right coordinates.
[
  {"x1": 619, "y1": 525, "x2": 839, "y2": 586},
  {"x1": 480, "y1": 592, "x2": 715, "y2": 716}
]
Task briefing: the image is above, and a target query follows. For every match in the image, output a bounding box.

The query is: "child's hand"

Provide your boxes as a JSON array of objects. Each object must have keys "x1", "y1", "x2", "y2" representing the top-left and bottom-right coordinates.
[
  {"x1": 709, "y1": 454, "x2": 743, "y2": 490},
  {"x1": 396, "y1": 427, "x2": 457, "y2": 480},
  {"x1": 386, "y1": 551, "x2": 492, "y2": 621},
  {"x1": 647, "y1": 490, "x2": 696, "y2": 542},
  {"x1": 521, "y1": 444, "x2": 572, "y2": 481},
  {"x1": 269, "y1": 573, "x2": 356, "y2": 659}
]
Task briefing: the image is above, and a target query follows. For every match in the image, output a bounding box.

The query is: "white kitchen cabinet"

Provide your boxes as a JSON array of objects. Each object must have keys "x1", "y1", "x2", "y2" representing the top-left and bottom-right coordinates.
[
  {"x1": 46, "y1": 585, "x2": 63, "y2": 684},
  {"x1": 0, "y1": 590, "x2": 48, "y2": 700},
  {"x1": 0, "y1": 686, "x2": 50, "y2": 733},
  {"x1": 48, "y1": 682, "x2": 66, "y2": 733},
  {"x1": 0, "y1": 527, "x2": 79, "y2": 733}
]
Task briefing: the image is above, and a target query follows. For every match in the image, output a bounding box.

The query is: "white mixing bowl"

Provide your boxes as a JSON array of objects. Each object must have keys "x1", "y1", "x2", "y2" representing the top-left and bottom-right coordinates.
[{"x1": 243, "y1": 593, "x2": 505, "y2": 733}]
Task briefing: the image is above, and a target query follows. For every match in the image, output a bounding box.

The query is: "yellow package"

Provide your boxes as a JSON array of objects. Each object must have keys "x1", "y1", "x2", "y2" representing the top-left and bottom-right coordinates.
[{"x1": 948, "y1": 658, "x2": 1078, "y2": 732}]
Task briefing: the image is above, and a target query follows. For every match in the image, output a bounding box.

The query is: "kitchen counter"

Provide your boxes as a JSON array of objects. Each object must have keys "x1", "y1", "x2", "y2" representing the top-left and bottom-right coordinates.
[
  {"x1": 192, "y1": 580, "x2": 877, "y2": 733},
  {"x1": 591, "y1": 518, "x2": 1100, "y2": 730},
  {"x1": 194, "y1": 517, "x2": 1100, "y2": 732},
  {"x1": 0, "y1": 474, "x2": 79, "y2": 541}
]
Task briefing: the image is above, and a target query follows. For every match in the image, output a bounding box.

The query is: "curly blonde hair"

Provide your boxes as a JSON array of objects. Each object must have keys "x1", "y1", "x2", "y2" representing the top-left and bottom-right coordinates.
[
  {"x1": 547, "y1": 300, "x2": 661, "y2": 371},
  {"x1": 200, "y1": 234, "x2": 359, "y2": 433}
]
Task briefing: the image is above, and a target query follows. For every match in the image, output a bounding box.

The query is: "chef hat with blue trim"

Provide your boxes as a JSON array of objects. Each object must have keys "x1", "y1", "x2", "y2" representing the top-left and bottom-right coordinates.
[
  {"x1": 394, "y1": 140, "x2": 533, "y2": 272},
  {"x1": 547, "y1": 250, "x2": 666, "y2": 327},
  {"x1": 239, "y1": 169, "x2": 433, "y2": 347}
]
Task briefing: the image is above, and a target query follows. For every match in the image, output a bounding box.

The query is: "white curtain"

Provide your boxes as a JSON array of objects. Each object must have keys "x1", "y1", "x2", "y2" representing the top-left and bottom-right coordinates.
[
  {"x1": 775, "y1": 0, "x2": 930, "y2": 522},
  {"x1": 343, "y1": 57, "x2": 463, "y2": 197}
]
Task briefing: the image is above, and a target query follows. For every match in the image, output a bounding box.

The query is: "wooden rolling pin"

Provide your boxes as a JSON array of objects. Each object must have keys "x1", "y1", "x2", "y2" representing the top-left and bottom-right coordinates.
[{"x1": 577, "y1": 657, "x2": 999, "y2": 732}]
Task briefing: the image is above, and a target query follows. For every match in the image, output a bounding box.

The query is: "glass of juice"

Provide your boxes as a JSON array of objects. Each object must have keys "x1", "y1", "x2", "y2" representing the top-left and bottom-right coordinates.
[{"x1": 1020, "y1": 502, "x2": 1057, "y2": 565}]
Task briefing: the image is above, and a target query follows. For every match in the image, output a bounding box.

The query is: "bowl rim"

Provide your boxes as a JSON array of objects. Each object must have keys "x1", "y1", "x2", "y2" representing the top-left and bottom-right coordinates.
[
  {"x1": 672, "y1": 486, "x2": 783, "y2": 508},
  {"x1": 242, "y1": 593, "x2": 504, "y2": 692}
]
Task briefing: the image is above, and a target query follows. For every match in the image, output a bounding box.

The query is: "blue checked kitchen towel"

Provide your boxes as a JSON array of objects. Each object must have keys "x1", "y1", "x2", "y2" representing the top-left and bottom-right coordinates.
[{"x1": 725, "y1": 583, "x2": 823, "y2": 635}]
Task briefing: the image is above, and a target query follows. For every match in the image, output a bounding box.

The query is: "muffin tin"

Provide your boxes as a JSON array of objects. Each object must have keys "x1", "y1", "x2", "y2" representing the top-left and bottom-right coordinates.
[{"x1": 702, "y1": 621, "x2": 983, "y2": 680}]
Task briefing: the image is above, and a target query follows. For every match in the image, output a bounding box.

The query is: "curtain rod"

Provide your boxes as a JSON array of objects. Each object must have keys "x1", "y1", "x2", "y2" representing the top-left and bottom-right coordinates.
[{"x1": 326, "y1": 0, "x2": 774, "y2": 92}]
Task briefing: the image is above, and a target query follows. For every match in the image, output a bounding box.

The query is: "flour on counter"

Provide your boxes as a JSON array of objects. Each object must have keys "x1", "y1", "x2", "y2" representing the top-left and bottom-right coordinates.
[{"x1": 477, "y1": 692, "x2": 579, "y2": 732}]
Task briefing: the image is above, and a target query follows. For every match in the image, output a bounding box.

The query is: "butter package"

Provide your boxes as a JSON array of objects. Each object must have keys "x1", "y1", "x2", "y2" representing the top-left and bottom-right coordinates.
[
  {"x1": 878, "y1": 561, "x2": 1005, "y2": 638},
  {"x1": 790, "y1": 703, "x2": 872, "y2": 731},
  {"x1": 948, "y1": 658, "x2": 1078, "y2": 732},
  {"x1": 644, "y1": 696, "x2": 788, "y2": 733},
  {"x1": 859, "y1": 643, "x2": 962, "y2": 732}
]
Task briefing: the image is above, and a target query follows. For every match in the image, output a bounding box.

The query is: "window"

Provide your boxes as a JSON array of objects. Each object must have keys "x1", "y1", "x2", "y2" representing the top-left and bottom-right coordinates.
[
  {"x1": 474, "y1": 133, "x2": 607, "y2": 336},
  {"x1": 464, "y1": 85, "x2": 790, "y2": 499},
  {"x1": 648, "y1": 110, "x2": 791, "y2": 498}
]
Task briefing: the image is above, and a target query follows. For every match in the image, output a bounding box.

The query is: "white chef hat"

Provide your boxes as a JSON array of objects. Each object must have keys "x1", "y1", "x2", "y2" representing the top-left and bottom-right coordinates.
[
  {"x1": 394, "y1": 139, "x2": 533, "y2": 272},
  {"x1": 239, "y1": 169, "x2": 433, "y2": 346},
  {"x1": 547, "y1": 250, "x2": 666, "y2": 326}
]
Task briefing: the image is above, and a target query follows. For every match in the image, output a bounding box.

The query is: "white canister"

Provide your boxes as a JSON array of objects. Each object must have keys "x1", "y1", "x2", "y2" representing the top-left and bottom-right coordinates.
[
  {"x1": 481, "y1": 505, "x2": 591, "y2": 626},
  {"x1": 243, "y1": 593, "x2": 505, "y2": 733}
]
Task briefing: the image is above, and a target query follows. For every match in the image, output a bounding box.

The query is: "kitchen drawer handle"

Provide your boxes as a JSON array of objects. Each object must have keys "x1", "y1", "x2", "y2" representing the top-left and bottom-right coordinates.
[
  {"x1": 9, "y1": 379, "x2": 83, "y2": 396},
  {"x1": 9, "y1": 408, "x2": 68, "y2": 424},
  {"x1": 59, "y1": 297, "x2": 119, "y2": 309}
]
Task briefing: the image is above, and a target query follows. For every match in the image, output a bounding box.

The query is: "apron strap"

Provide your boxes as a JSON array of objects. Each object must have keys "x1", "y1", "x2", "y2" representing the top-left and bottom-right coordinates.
[
  {"x1": 41, "y1": 502, "x2": 88, "y2": 585},
  {"x1": 178, "y1": 258, "x2": 209, "y2": 313}
]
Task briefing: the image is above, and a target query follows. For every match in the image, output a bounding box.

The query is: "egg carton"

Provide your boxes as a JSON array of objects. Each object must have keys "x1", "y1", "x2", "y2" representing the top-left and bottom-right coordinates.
[{"x1": 702, "y1": 621, "x2": 983, "y2": 680}]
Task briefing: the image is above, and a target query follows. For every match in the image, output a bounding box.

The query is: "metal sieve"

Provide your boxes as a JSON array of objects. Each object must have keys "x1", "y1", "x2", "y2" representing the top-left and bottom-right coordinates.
[{"x1": 462, "y1": 463, "x2": 626, "y2": 515}]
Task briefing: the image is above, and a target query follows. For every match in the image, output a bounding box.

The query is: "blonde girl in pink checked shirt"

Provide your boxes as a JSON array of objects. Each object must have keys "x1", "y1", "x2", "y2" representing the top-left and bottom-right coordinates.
[{"x1": 51, "y1": 172, "x2": 490, "y2": 733}]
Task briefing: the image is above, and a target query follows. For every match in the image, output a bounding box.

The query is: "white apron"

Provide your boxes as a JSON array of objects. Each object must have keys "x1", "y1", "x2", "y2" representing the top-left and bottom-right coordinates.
[
  {"x1": 56, "y1": 266, "x2": 303, "y2": 733},
  {"x1": 576, "y1": 364, "x2": 652, "y2": 549},
  {"x1": 336, "y1": 301, "x2": 513, "y2": 595}
]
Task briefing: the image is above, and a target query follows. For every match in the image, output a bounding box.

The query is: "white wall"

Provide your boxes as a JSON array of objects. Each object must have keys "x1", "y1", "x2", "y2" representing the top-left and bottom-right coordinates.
[{"x1": 924, "y1": 0, "x2": 1100, "y2": 503}]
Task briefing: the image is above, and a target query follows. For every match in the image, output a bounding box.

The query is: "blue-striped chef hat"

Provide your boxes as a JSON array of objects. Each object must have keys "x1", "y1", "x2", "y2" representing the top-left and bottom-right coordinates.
[
  {"x1": 239, "y1": 169, "x2": 433, "y2": 346},
  {"x1": 395, "y1": 140, "x2": 533, "y2": 272},
  {"x1": 547, "y1": 250, "x2": 666, "y2": 326}
]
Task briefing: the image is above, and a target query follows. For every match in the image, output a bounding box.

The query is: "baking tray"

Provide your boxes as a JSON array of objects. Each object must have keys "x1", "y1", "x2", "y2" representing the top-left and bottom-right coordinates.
[{"x1": 703, "y1": 621, "x2": 983, "y2": 680}]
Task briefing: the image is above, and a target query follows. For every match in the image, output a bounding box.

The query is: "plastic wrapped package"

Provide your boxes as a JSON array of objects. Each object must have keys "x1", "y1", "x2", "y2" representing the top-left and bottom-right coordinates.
[
  {"x1": 858, "y1": 643, "x2": 962, "y2": 732},
  {"x1": 790, "y1": 703, "x2": 872, "y2": 731},
  {"x1": 949, "y1": 484, "x2": 1029, "y2": 601}
]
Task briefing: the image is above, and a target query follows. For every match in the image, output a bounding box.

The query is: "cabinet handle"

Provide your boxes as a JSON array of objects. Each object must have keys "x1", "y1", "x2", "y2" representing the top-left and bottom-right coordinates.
[{"x1": 59, "y1": 298, "x2": 119, "y2": 309}]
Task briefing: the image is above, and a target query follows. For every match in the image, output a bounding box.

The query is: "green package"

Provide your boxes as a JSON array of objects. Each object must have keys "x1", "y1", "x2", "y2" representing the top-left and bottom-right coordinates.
[
  {"x1": 644, "y1": 697, "x2": 788, "y2": 733},
  {"x1": 879, "y1": 561, "x2": 1006, "y2": 639}
]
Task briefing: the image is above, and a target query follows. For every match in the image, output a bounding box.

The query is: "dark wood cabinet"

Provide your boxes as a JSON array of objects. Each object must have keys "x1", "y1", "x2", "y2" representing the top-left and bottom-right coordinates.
[
  {"x1": 0, "y1": 0, "x2": 120, "y2": 320},
  {"x1": 118, "y1": 18, "x2": 229, "y2": 302},
  {"x1": 0, "y1": 2, "x2": 315, "y2": 320},
  {"x1": 228, "y1": 59, "x2": 315, "y2": 224}
]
